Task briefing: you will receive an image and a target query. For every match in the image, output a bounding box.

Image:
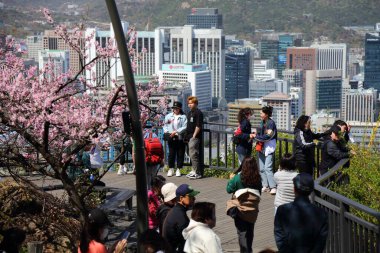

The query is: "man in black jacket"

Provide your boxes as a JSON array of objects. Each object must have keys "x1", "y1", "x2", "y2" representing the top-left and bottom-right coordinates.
[
  {"x1": 274, "y1": 173, "x2": 328, "y2": 253},
  {"x1": 162, "y1": 184, "x2": 199, "y2": 253},
  {"x1": 319, "y1": 125, "x2": 352, "y2": 175}
]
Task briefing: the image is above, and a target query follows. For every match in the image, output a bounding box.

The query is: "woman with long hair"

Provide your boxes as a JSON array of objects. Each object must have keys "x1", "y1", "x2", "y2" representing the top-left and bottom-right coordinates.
[
  {"x1": 78, "y1": 208, "x2": 127, "y2": 253},
  {"x1": 163, "y1": 101, "x2": 187, "y2": 177},
  {"x1": 294, "y1": 115, "x2": 327, "y2": 175},
  {"x1": 253, "y1": 106, "x2": 277, "y2": 195},
  {"x1": 235, "y1": 108, "x2": 256, "y2": 164},
  {"x1": 227, "y1": 157, "x2": 262, "y2": 253}
]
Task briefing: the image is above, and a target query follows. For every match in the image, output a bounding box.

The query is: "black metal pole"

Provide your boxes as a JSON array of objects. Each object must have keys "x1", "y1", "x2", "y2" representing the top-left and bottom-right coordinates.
[{"x1": 104, "y1": 0, "x2": 148, "y2": 247}]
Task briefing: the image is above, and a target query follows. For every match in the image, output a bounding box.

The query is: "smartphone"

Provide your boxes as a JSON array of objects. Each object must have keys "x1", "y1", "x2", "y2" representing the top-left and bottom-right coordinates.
[{"x1": 121, "y1": 230, "x2": 130, "y2": 239}]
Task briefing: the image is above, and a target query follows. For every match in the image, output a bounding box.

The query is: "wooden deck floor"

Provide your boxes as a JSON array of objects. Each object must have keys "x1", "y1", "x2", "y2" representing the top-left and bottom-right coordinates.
[{"x1": 101, "y1": 170, "x2": 277, "y2": 253}]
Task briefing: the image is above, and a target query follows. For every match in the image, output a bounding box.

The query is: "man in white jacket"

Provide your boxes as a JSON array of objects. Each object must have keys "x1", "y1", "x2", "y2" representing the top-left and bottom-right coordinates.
[{"x1": 182, "y1": 202, "x2": 223, "y2": 253}]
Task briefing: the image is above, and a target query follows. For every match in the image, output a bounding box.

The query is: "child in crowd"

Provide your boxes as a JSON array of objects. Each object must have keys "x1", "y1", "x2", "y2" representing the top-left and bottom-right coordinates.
[
  {"x1": 273, "y1": 154, "x2": 298, "y2": 214},
  {"x1": 148, "y1": 175, "x2": 166, "y2": 230}
]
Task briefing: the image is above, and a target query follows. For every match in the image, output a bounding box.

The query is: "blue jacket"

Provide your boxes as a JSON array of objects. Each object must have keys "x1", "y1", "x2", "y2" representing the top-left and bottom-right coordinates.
[
  {"x1": 236, "y1": 118, "x2": 253, "y2": 155},
  {"x1": 163, "y1": 112, "x2": 187, "y2": 140}
]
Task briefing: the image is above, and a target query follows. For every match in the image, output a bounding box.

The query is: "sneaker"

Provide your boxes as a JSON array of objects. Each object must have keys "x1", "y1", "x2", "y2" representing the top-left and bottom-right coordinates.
[
  {"x1": 167, "y1": 168, "x2": 174, "y2": 177},
  {"x1": 186, "y1": 171, "x2": 196, "y2": 178},
  {"x1": 117, "y1": 168, "x2": 125, "y2": 175},
  {"x1": 189, "y1": 173, "x2": 202, "y2": 179},
  {"x1": 175, "y1": 169, "x2": 181, "y2": 177},
  {"x1": 262, "y1": 187, "x2": 270, "y2": 192},
  {"x1": 122, "y1": 165, "x2": 128, "y2": 174},
  {"x1": 270, "y1": 188, "x2": 277, "y2": 195}
]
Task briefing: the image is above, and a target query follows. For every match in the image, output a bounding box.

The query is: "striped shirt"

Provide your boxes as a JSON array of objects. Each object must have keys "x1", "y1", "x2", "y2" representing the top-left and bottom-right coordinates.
[{"x1": 274, "y1": 170, "x2": 299, "y2": 208}]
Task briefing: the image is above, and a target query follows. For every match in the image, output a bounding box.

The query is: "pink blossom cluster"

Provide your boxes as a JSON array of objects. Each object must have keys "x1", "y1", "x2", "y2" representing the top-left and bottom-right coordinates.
[{"x1": 0, "y1": 10, "x2": 168, "y2": 168}]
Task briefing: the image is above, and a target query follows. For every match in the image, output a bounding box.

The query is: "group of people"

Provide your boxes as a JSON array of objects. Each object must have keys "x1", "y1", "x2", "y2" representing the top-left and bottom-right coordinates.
[
  {"x1": 163, "y1": 96, "x2": 204, "y2": 180},
  {"x1": 235, "y1": 106, "x2": 278, "y2": 195},
  {"x1": 75, "y1": 100, "x2": 354, "y2": 253}
]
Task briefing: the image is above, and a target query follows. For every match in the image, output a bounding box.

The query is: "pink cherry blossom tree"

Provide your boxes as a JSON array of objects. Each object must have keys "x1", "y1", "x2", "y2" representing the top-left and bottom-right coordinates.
[{"x1": 0, "y1": 8, "x2": 167, "y2": 246}]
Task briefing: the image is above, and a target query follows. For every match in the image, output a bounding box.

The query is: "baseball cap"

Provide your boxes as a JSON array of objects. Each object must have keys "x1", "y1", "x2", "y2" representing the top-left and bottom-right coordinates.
[
  {"x1": 293, "y1": 173, "x2": 314, "y2": 193},
  {"x1": 88, "y1": 208, "x2": 112, "y2": 227},
  {"x1": 176, "y1": 184, "x2": 200, "y2": 198},
  {"x1": 161, "y1": 182, "x2": 178, "y2": 202}
]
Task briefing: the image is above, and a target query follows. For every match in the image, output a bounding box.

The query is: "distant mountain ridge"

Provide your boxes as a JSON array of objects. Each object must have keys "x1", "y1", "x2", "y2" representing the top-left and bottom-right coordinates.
[{"x1": 5, "y1": 0, "x2": 380, "y2": 45}]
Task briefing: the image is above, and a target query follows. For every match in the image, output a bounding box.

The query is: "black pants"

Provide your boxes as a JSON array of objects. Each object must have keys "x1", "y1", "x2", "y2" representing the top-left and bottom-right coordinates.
[
  {"x1": 234, "y1": 216, "x2": 255, "y2": 253},
  {"x1": 168, "y1": 138, "x2": 185, "y2": 169},
  {"x1": 296, "y1": 160, "x2": 314, "y2": 176}
]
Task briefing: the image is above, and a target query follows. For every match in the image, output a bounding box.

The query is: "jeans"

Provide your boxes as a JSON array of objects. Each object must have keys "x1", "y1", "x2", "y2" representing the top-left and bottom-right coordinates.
[
  {"x1": 237, "y1": 148, "x2": 252, "y2": 165},
  {"x1": 258, "y1": 152, "x2": 276, "y2": 189},
  {"x1": 188, "y1": 137, "x2": 203, "y2": 176},
  {"x1": 234, "y1": 216, "x2": 255, "y2": 253},
  {"x1": 146, "y1": 164, "x2": 160, "y2": 190},
  {"x1": 168, "y1": 139, "x2": 185, "y2": 169}
]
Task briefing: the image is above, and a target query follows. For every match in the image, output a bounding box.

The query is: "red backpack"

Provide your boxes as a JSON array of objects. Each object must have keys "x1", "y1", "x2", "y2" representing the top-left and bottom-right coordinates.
[{"x1": 144, "y1": 133, "x2": 164, "y2": 165}]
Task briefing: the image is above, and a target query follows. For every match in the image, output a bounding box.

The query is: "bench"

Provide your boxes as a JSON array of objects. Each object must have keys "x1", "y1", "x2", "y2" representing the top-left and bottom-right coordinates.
[{"x1": 96, "y1": 186, "x2": 136, "y2": 219}]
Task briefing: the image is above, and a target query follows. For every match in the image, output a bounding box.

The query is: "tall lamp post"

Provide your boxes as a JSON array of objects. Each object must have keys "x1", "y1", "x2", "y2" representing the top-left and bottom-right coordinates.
[{"x1": 104, "y1": 0, "x2": 148, "y2": 250}]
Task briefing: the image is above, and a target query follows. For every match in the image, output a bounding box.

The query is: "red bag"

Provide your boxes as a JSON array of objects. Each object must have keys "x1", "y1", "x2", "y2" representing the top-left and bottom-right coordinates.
[
  {"x1": 255, "y1": 141, "x2": 264, "y2": 152},
  {"x1": 145, "y1": 133, "x2": 164, "y2": 165}
]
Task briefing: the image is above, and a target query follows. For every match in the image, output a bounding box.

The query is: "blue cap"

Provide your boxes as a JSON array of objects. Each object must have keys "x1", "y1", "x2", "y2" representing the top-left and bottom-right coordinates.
[{"x1": 176, "y1": 184, "x2": 200, "y2": 197}]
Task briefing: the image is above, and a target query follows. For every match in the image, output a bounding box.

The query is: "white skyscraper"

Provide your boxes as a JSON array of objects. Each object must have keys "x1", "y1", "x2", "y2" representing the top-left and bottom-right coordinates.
[
  {"x1": 311, "y1": 43, "x2": 348, "y2": 78},
  {"x1": 26, "y1": 35, "x2": 43, "y2": 60},
  {"x1": 135, "y1": 31, "x2": 156, "y2": 76},
  {"x1": 262, "y1": 91, "x2": 292, "y2": 131},
  {"x1": 157, "y1": 63, "x2": 212, "y2": 110},
  {"x1": 155, "y1": 26, "x2": 225, "y2": 100},
  {"x1": 344, "y1": 88, "x2": 377, "y2": 122},
  {"x1": 85, "y1": 22, "x2": 129, "y2": 89},
  {"x1": 38, "y1": 50, "x2": 69, "y2": 80},
  {"x1": 253, "y1": 59, "x2": 277, "y2": 80}
]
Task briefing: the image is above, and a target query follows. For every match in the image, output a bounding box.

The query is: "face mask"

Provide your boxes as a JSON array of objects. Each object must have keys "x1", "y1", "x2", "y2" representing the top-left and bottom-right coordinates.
[{"x1": 101, "y1": 228, "x2": 109, "y2": 241}]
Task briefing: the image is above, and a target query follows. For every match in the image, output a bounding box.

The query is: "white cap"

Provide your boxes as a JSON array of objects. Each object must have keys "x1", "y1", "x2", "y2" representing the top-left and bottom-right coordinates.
[{"x1": 161, "y1": 182, "x2": 178, "y2": 202}]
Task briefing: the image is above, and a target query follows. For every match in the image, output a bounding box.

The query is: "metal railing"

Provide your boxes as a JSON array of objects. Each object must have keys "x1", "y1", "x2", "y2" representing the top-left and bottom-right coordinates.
[
  {"x1": 202, "y1": 122, "x2": 317, "y2": 172},
  {"x1": 312, "y1": 158, "x2": 380, "y2": 253}
]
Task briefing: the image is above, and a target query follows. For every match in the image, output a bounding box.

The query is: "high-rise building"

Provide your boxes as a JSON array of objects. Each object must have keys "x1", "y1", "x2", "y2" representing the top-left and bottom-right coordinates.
[
  {"x1": 311, "y1": 43, "x2": 348, "y2": 78},
  {"x1": 225, "y1": 49, "x2": 250, "y2": 103},
  {"x1": 253, "y1": 59, "x2": 276, "y2": 81},
  {"x1": 282, "y1": 69, "x2": 303, "y2": 88},
  {"x1": 343, "y1": 88, "x2": 377, "y2": 122},
  {"x1": 186, "y1": 8, "x2": 223, "y2": 29},
  {"x1": 134, "y1": 31, "x2": 155, "y2": 76},
  {"x1": 155, "y1": 26, "x2": 225, "y2": 100},
  {"x1": 157, "y1": 63, "x2": 212, "y2": 111},
  {"x1": 259, "y1": 39, "x2": 279, "y2": 72},
  {"x1": 85, "y1": 22, "x2": 129, "y2": 89},
  {"x1": 26, "y1": 34, "x2": 43, "y2": 60},
  {"x1": 305, "y1": 69, "x2": 342, "y2": 116},
  {"x1": 364, "y1": 33, "x2": 380, "y2": 91},
  {"x1": 262, "y1": 91, "x2": 292, "y2": 131},
  {"x1": 249, "y1": 79, "x2": 288, "y2": 99},
  {"x1": 227, "y1": 98, "x2": 262, "y2": 126},
  {"x1": 43, "y1": 30, "x2": 83, "y2": 74},
  {"x1": 278, "y1": 34, "x2": 296, "y2": 78},
  {"x1": 286, "y1": 47, "x2": 317, "y2": 70},
  {"x1": 290, "y1": 87, "x2": 303, "y2": 120},
  {"x1": 149, "y1": 84, "x2": 192, "y2": 114},
  {"x1": 38, "y1": 49, "x2": 69, "y2": 81}
]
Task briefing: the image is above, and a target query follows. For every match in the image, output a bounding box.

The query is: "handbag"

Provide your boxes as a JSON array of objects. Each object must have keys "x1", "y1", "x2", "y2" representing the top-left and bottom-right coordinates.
[
  {"x1": 226, "y1": 191, "x2": 260, "y2": 223},
  {"x1": 255, "y1": 141, "x2": 264, "y2": 152},
  {"x1": 232, "y1": 126, "x2": 242, "y2": 145}
]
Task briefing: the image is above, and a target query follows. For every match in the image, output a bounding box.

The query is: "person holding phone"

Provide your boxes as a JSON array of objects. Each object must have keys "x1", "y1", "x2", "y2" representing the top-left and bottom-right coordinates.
[{"x1": 78, "y1": 208, "x2": 127, "y2": 253}]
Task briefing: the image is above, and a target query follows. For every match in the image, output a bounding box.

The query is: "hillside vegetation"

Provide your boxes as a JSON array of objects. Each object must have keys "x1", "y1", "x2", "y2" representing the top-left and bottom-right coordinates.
[{"x1": 4, "y1": 0, "x2": 380, "y2": 45}]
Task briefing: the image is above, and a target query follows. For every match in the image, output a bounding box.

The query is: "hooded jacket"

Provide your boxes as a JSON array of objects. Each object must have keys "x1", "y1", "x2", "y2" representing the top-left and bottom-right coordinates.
[
  {"x1": 182, "y1": 219, "x2": 223, "y2": 253},
  {"x1": 293, "y1": 127, "x2": 325, "y2": 167}
]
